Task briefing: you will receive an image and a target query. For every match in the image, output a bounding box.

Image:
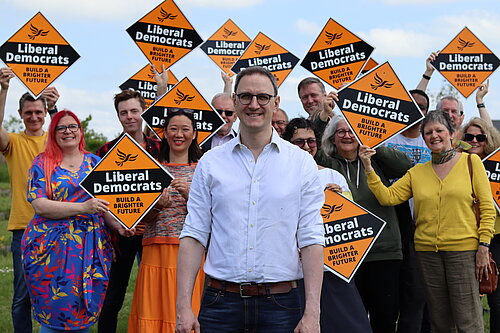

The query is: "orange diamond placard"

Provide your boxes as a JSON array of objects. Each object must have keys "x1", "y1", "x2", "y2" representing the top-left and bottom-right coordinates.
[
  {"x1": 126, "y1": 0, "x2": 203, "y2": 70},
  {"x1": 231, "y1": 32, "x2": 299, "y2": 87},
  {"x1": 322, "y1": 191, "x2": 386, "y2": 282},
  {"x1": 141, "y1": 77, "x2": 225, "y2": 145},
  {"x1": 359, "y1": 58, "x2": 379, "y2": 77},
  {"x1": 337, "y1": 62, "x2": 425, "y2": 148},
  {"x1": 483, "y1": 148, "x2": 500, "y2": 213},
  {"x1": 301, "y1": 19, "x2": 374, "y2": 89},
  {"x1": 200, "y1": 19, "x2": 252, "y2": 76},
  {"x1": 0, "y1": 12, "x2": 80, "y2": 97},
  {"x1": 431, "y1": 27, "x2": 499, "y2": 98},
  {"x1": 80, "y1": 133, "x2": 173, "y2": 230},
  {"x1": 119, "y1": 64, "x2": 179, "y2": 108}
]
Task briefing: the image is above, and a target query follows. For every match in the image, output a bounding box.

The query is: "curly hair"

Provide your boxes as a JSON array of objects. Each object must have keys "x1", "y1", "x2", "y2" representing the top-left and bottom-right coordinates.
[{"x1": 462, "y1": 117, "x2": 500, "y2": 157}]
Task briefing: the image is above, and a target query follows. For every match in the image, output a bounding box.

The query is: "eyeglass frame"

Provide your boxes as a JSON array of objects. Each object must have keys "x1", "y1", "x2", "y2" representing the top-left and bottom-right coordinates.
[
  {"x1": 335, "y1": 129, "x2": 355, "y2": 138},
  {"x1": 235, "y1": 93, "x2": 276, "y2": 106},
  {"x1": 291, "y1": 138, "x2": 317, "y2": 149},
  {"x1": 55, "y1": 124, "x2": 80, "y2": 133}
]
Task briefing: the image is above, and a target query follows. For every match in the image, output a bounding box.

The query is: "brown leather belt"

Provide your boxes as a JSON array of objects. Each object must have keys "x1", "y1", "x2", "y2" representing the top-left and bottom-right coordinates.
[{"x1": 207, "y1": 277, "x2": 298, "y2": 298}]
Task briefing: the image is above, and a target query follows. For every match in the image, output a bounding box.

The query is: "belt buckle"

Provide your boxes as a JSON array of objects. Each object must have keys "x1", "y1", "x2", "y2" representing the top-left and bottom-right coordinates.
[{"x1": 239, "y1": 282, "x2": 252, "y2": 298}]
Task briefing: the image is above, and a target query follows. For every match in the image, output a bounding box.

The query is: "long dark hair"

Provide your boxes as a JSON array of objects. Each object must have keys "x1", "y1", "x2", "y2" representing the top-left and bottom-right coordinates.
[{"x1": 159, "y1": 109, "x2": 202, "y2": 164}]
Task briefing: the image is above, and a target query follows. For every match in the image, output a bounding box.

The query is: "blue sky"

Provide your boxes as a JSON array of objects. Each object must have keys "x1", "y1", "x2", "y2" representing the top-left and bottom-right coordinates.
[{"x1": 1, "y1": 0, "x2": 499, "y2": 139}]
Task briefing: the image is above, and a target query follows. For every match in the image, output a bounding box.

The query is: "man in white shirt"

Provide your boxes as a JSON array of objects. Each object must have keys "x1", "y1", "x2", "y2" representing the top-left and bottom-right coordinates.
[{"x1": 176, "y1": 66, "x2": 325, "y2": 333}]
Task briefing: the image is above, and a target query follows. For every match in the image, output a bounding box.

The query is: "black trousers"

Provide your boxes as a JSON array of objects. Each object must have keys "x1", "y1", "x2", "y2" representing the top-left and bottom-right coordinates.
[
  {"x1": 355, "y1": 259, "x2": 401, "y2": 333},
  {"x1": 98, "y1": 234, "x2": 143, "y2": 333}
]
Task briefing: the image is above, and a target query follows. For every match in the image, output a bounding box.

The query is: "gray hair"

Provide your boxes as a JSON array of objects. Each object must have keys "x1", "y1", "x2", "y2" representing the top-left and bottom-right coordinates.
[
  {"x1": 420, "y1": 110, "x2": 455, "y2": 136},
  {"x1": 321, "y1": 115, "x2": 345, "y2": 156},
  {"x1": 436, "y1": 96, "x2": 463, "y2": 115},
  {"x1": 297, "y1": 77, "x2": 326, "y2": 95},
  {"x1": 211, "y1": 92, "x2": 232, "y2": 105}
]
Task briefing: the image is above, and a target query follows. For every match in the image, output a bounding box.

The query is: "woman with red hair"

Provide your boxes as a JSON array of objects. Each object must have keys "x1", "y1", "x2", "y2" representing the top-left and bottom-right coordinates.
[{"x1": 22, "y1": 110, "x2": 131, "y2": 333}]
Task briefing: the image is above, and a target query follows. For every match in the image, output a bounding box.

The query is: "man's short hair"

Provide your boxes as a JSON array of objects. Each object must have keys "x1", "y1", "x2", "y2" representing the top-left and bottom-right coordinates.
[
  {"x1": 211, "y1": 92, "x2": 233, "y2": 105},
  {"x1": 409, "y1": 89, "x2": 430, "y2": 111},
  {"x1": 114, "y1": 90, "x2": 146, "y2": 113},
  {"x1": 18, "y1": 92, "x2": 47, "y2": 111},
  {"x1": 276, "y1": 108, "x2": 289, "y2": 122},
  {"x1": 436, "y1": 95, "x2": 463, "y2": 115},
  {"x1": 234, "y1": 66, "x2": 278, "y2": 96},
  {"x1": 297, "y1": 77, "x2": 326, "y2": 95}
]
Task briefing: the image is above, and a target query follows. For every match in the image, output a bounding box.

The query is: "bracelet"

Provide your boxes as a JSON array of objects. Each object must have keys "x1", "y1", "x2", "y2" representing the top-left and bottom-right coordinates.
[
  {"x1": 422, "y1": 74, "x2": 431, "y2": 80},
  {"x1": 47, "y1": 105, "x2": 58, "y2": 115},
  {"x1": 479, "y1": 242, "x2": 490, "y2": 248},
  {"x1": 477, "y1": 103, "x2": 485, "y2": 109}
]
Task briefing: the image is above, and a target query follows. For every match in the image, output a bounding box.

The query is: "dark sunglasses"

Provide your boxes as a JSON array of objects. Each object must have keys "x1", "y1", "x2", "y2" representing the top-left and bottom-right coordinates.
[
  {"x1": 291, "y1": 138, "x2": 317, "y2": 148},
  {"x1": 463, "y1": 133, "x2": 487, "y2": 142},
  {"x1": 215, "y1": 109, "x2": 234, "y2": 116}
]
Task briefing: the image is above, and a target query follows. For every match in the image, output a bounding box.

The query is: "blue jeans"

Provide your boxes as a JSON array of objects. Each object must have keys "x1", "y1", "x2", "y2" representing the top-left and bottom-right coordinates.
[
  {"x1": 198, "y1": 285, "x2": 302, "y2": 332},
  {"x1": 11, "y1": 229, "x2": 32, "y2": 333}
]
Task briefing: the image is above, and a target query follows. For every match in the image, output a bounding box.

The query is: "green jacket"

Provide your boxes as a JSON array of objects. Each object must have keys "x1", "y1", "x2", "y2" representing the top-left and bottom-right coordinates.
[{"x1": 315, "y1": 145, "x2": 411, "y2": 262}]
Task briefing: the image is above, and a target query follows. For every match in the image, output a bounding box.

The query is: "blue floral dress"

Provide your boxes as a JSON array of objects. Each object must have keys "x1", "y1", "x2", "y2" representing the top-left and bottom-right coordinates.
[{"x1": 22, "y1": 153, "x2": 113, "y2": 330}]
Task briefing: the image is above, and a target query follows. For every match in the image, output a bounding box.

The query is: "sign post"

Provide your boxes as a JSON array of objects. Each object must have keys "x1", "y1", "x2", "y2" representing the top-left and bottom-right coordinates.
[
  {"x1": 322, "y1": 191, "x2": 386, "y2": 282},
  {"x1": 80, "y1": 133, "x2": 173, "y2": 230},
  {"x1": 431, "y1": 27, "x2": 499, "y2": 98},
  {"x1": 337, "y1": 62, "x2": 425, "y2": 148},
  {"x1": 119, "y1": 65, "x2": 179, "y2": 108},
  {"x1": 231, "y1": 32, "x2": 299, "y2": 87},
  {"x1": 126, "y1": 0, "x2": 203, "y2": 70},
  {"x1": 301, "y1": 19, "x2": 374, "y2": 89},
  {"x1": 0, "y1": 12, "x2": 80, "y2": 97},
  {"x1": 141, "y1": 77, "x2": 225, "y2": 144},
  {"x1": 200, "y1": 19, "x2": 252, "y2": 76}
]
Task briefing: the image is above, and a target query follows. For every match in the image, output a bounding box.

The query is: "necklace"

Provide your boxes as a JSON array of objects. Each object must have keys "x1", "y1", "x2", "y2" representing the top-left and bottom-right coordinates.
[{"x1": 431, "y1": 147, "x2": 456, "y2": 164}]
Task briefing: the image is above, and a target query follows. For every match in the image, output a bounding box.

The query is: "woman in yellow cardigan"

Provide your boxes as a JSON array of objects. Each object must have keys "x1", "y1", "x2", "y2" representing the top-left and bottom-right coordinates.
[{"x1": 359, "y1": 111, "x2": 495, "y2": 333}]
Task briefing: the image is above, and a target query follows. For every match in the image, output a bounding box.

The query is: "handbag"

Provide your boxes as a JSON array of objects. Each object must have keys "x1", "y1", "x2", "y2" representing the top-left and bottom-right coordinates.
[{"x1": 468, "y1": 154, "x2": 499, "y2": 294}]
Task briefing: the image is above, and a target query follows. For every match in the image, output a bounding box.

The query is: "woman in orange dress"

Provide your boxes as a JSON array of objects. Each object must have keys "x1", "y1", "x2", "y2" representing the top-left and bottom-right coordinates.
[{"x1": 128, "y1": 110, "x2": 205, "y2": 333}]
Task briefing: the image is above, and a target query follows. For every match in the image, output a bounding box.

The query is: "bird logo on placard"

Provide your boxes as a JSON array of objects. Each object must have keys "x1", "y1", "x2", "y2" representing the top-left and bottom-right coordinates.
[
  {"x1": 254, "y1": 43, "x2": 270, "y2": 55},
  {"x1": 28, "y1": 24, "x2": 49, "y2": 40},
  {"x1": 223, "y1": 28, "x2": 238, "y2": 39},
  {"x1": 115, "y1": 149, "x2": 138, "y2": 167},
  {"x1": 325, "y1": 31, "x2": 342, "y2": 45},
  {"x1": 157, "y1": 8, "x2": 177, "y2": 22},
  {"x1": 321, "y1": 203, "x2": 343, "y2": 219},
  {"x1": 147, "y1": 66, "x2": 156, "y2": 80},
  {"x1": 457, "y1": 38, "x2": 475, "y2": 51},
  {"x1": 370, "y1": 73, "x2": 394, "y2": 90},
  {"x1": 174, "y1": 90, "x2": 194, "y2": 105}
]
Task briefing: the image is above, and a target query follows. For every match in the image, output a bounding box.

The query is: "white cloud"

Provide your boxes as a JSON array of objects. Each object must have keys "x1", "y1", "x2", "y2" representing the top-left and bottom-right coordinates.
[
  {"x1": 359, "y1": 28, "x2": 436, "y2": 57},
  {"x1": 436, "y1": 10, "x2": 500, "y2": 46},
  {"x1": 295, "y1": 19, "x2": 321, "y2": 36}
]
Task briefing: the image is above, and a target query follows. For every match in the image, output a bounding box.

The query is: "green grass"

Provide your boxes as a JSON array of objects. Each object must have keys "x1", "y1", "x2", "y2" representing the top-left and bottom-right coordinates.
[{"x1": 0, "y1": 183, "x2": 138, "y2": 332}]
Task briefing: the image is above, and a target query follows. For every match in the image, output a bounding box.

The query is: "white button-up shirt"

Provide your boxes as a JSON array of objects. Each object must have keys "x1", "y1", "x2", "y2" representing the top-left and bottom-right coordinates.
[{"x1": 181, "y1": 130, "x2": 325, "y2": 283}]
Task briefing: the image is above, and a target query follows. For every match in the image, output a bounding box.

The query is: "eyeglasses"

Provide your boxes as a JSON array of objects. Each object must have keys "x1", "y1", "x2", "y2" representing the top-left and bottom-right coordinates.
[
  {"x1": 335, "y1": 129, "x2": 354, "y2": 138},
  {"x1": 215, "y1": 109, "x2": 234, "y2": 116},
  {"x1": 291, "y1": 138, "x2": 317, "y2": 148},
  {"x1": 56, "y1": 124, "x2": 80, "y2": 133},
  {"x1": 463, "y1": 133, "x2": 487, "y2": 142},
  {"x1": 272, "y1": 120, "x2": 288, "y2": 126},
  {"x1": 236, "y1": 93, "x2": 275, "y2": 106}
]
